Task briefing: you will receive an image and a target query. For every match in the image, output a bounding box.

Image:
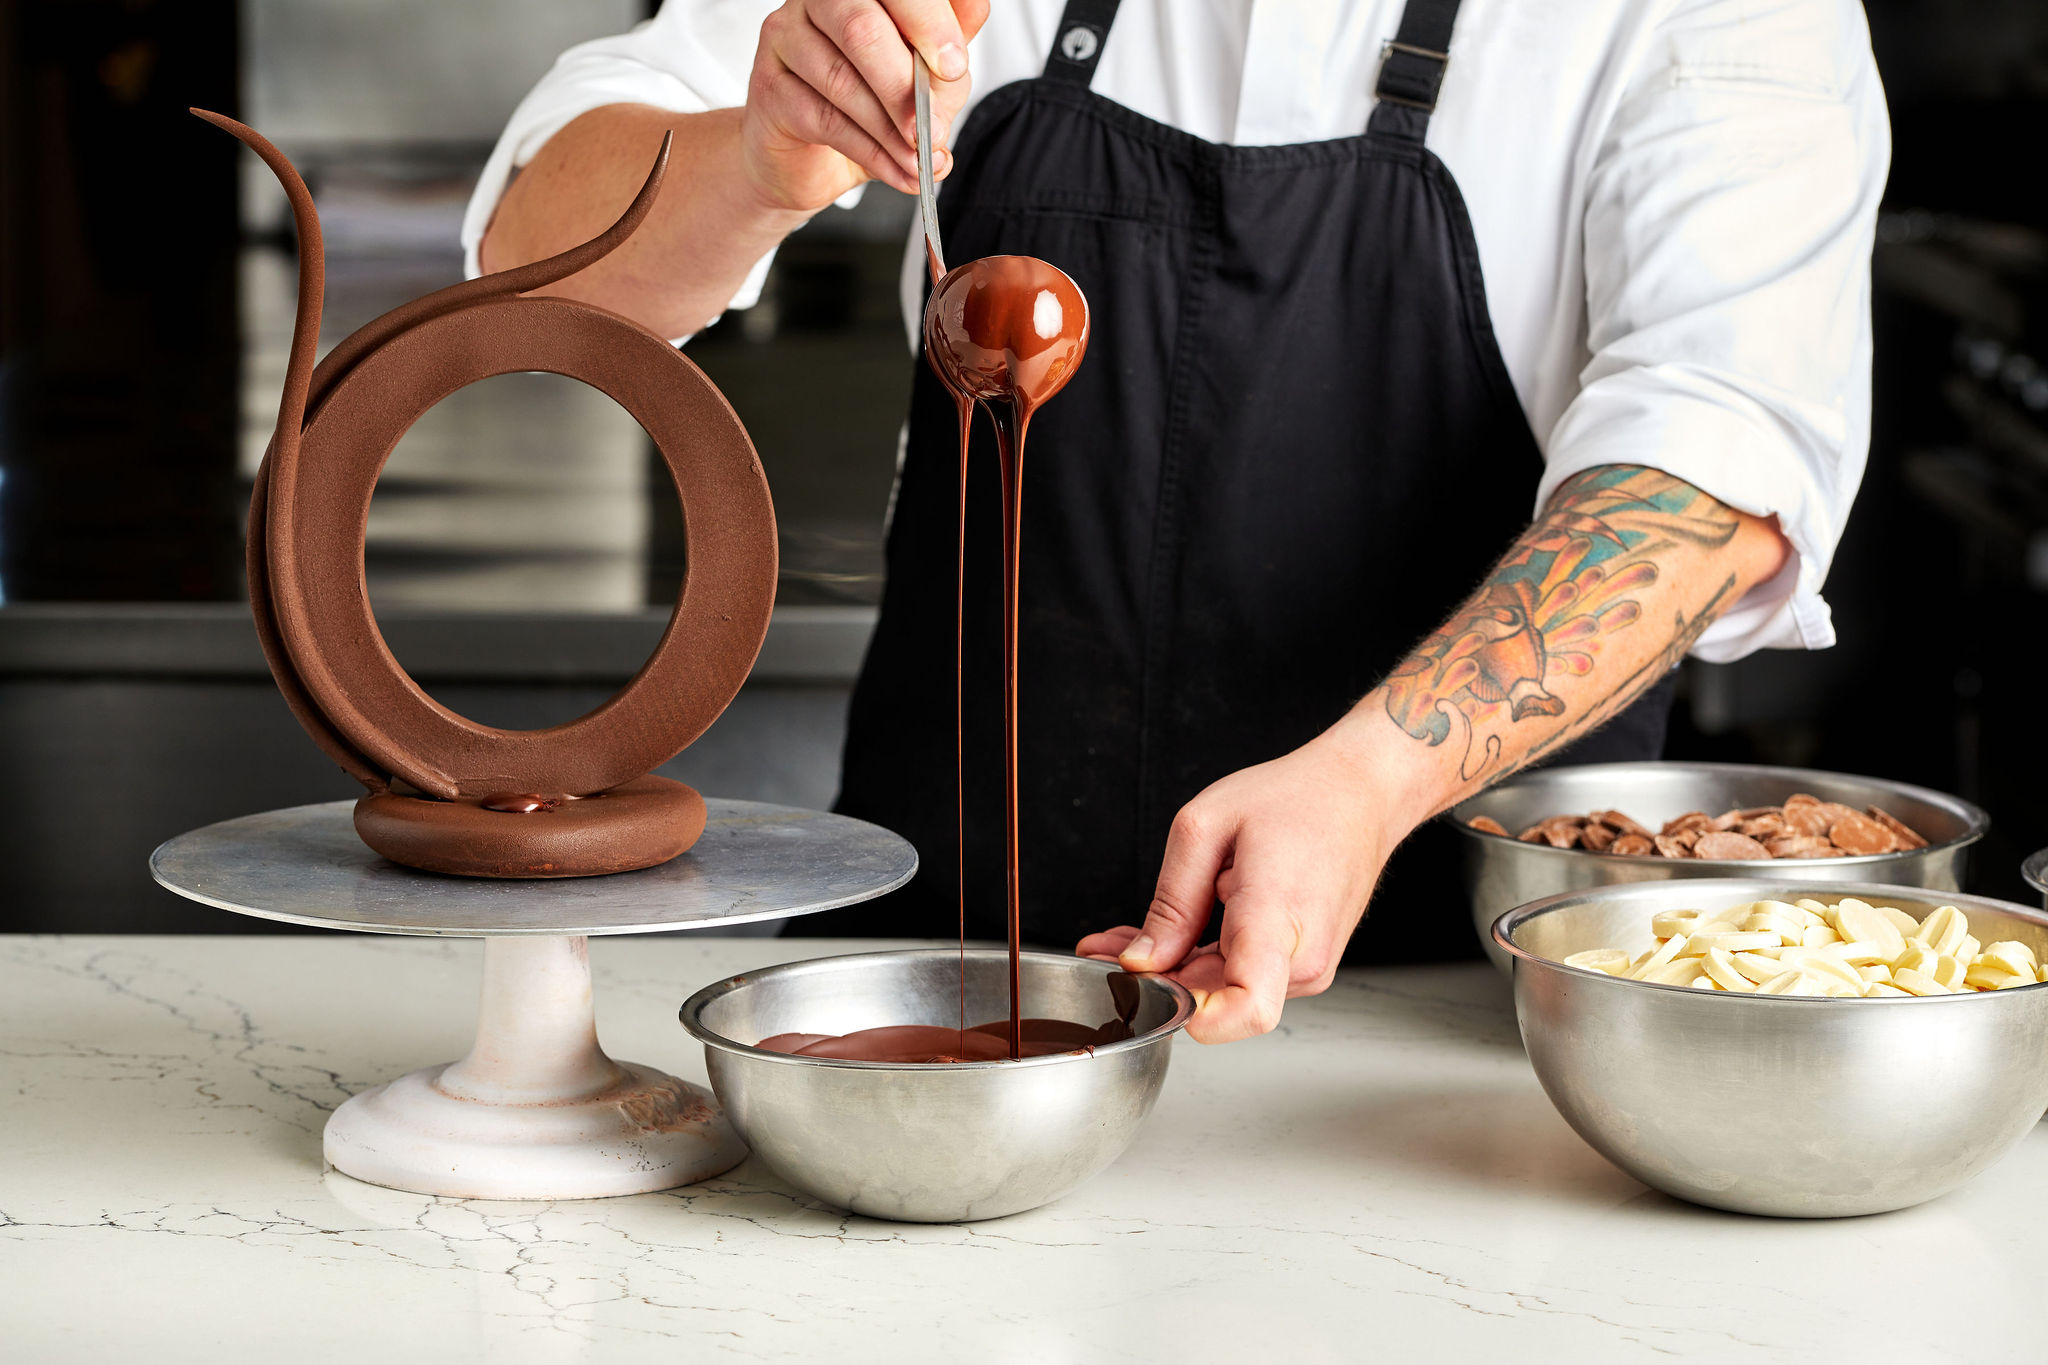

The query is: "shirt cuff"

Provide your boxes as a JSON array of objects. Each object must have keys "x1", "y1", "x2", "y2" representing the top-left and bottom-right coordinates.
[{"x1": 1537, "y1": 365, "x2": 1849, "y2": 663}]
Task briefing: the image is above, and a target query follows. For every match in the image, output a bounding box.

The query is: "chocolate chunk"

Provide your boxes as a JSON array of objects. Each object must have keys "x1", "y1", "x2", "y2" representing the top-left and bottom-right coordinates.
[
  {"x1": 1467, "y1": 815, "x2": 1510, "y2": 837},
  {"x1": 1867, "y1": 805, "x2": 1928, "y2": 850},
  {"x1": 1766, "y1": 835, "x2": 1840, "y2": 859},
  {"x1": 1693, "y1": 830, "x2": 1772, "y2": 860},
  {"x1": 1782, "y1": 804, "x2": 1832, "y2": 837},
  {"x1": 1609, "y1": 833, "x2": 1655, "y2": 857},
  {"x1": 1589, "y1": 809, "x2": 1652, "y2": 838},
  {"x1": 1827, "y1": 811, "x2": 1896, "y2": 856}
]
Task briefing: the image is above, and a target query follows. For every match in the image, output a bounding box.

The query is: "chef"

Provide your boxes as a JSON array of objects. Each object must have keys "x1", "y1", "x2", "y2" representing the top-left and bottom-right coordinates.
[{"x1": 469, "y1": 1, "x2": 1885, "y2": 1041}]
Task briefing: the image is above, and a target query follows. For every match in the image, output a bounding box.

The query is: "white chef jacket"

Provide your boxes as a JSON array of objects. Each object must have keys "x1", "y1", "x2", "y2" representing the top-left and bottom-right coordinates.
[{"x1": 462, "y1": 0, "x2": 1889, "y2": 663}]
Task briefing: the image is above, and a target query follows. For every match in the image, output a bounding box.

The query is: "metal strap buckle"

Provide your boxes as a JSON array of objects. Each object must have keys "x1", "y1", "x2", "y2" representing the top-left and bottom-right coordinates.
[{"x1": 1376, "y1": 39, "x2": 1450, "y2": 112}]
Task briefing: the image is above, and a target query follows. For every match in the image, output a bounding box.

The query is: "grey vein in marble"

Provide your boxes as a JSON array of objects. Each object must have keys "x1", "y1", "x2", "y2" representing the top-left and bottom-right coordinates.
[{"x1": 4, "y1": 935, "x2": 2044, "y2": 1363}]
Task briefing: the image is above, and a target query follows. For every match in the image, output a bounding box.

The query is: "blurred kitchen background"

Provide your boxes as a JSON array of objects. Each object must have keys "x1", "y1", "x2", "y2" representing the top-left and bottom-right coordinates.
[{"x1": 2, "y1": 0, "x2": 2045, "y2": 932}]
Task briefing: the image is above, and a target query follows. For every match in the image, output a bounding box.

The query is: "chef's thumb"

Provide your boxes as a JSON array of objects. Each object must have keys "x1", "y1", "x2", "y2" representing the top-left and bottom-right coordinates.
[{"x1": 1123, "y1": 804, "x2": 1230, "y2": 972}]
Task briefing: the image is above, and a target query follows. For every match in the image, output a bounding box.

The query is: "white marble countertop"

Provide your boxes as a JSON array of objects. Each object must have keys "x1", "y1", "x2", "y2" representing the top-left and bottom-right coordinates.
[{"x1": 5, "y1": 934, "x2": 2043, "y2": 1362}]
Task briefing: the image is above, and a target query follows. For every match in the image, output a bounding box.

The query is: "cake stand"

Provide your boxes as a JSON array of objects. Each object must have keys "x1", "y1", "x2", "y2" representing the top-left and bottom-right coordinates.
[{"x1": 150, "y1": 797, "x2": 915, "y2": 1200}]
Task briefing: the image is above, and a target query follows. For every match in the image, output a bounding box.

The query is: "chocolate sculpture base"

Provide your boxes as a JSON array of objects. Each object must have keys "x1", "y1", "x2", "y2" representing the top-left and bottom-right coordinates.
[{"x1": 354, "y1": 775, "x2": 707, "y2": 878}]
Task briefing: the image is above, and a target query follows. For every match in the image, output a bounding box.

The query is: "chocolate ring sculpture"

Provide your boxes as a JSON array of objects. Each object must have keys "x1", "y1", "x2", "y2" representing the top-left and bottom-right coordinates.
[{"x1": 198, "y1": 111, "x2": 777, "y2": 877}]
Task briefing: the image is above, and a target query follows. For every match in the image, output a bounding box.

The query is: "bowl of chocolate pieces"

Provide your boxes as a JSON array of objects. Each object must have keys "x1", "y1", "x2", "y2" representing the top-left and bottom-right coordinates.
[{"x1": 1451, "y1": 762, "x2": 1986, "y2": 970}]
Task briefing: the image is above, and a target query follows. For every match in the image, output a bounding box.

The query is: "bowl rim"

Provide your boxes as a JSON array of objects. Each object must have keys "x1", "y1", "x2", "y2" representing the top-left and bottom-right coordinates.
[
  {"x1": 2023, "y1": 848, "x2": 2048, "y2": 896},
  {"x1": 678, "y1": 947, "x2": 1197, "y2": 1071},
  {"x1": 1446, "y1": 760, "x2": 1988, "y2": 868},
  {"x1": 1491, "y1": 877, "x2": 2048, "y2": 1003}
]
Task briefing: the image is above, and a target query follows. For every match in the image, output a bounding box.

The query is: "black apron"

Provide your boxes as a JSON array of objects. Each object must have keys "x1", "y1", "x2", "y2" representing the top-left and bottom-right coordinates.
[{"x1": 826, "y1": 0, "x2": 1676, "y2": 962}]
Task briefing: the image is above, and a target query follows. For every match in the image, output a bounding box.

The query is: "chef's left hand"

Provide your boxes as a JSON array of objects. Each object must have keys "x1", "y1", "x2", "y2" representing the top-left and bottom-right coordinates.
[{"x1": 1076, "y1": 712, "x2": 1433, "y2": 1043}]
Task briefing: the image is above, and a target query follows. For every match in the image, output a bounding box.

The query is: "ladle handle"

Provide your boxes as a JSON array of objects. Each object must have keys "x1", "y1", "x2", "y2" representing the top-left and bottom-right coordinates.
[{"x1": 914, "y1": 53, "x2": 946, "y2": 281}]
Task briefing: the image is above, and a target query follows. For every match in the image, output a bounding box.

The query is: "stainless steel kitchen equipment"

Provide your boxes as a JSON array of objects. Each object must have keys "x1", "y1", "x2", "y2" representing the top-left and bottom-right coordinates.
[
  {"x1": 151, "y1": 798, "x2": 915, "y2": 1200},
  {"x1": 1495, "y1": 879, "x2": 2048, "y2": 1217},
  {"x1": 681, "y1": 948, "x2": 1194, "y2": 1222},
  {"x1": 1453, "y1": 762, "x2": 1987, "y2": 969},
  {"x1": 2024, "y1": 847, "x2": 2048, "y2": 908},
  {"x1": 913, "y1": 51, "x2": 946, "y2": 278}
]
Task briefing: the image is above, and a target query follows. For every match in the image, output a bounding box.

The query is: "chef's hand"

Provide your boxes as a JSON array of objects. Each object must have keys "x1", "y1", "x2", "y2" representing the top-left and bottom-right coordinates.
[
  {"x1": 1076, "y1": 712, "x2": 1436, "y2": 1043},
  {"x1": 746, "y1": 0, "x2": 989, "y2": 210}
]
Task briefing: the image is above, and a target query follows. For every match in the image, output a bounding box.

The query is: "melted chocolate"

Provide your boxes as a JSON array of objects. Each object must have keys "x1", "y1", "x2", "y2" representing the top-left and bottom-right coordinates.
[
  {"x1": 757, "y1": 1015, "x2": 1132, "y2": 1064},
  {"x1": 480, "y1": 792, "x2": 560, "y2": 814},
  {"x1": 924, "y1": 256, "x2": 1090, "y2": 1056},
  {"x1": 759, "y1": 258, "x2": 1095, "y2": 1063}
]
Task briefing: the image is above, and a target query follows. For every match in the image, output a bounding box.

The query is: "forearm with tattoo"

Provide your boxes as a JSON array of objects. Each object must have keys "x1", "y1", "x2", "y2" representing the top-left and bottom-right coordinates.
[{"x1": 1377, "y1": 465, "x2": 1775, "y2": 804}]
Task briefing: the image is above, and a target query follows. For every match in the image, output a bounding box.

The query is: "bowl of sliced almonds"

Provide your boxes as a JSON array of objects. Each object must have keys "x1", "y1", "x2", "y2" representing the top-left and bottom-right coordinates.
[
  {"x1": 1494, "y1": 880, "x2": 2048, "y2": 1217},
  {"x1": 1451, "y1": 762, "x2": 1987, "y2": 970}
]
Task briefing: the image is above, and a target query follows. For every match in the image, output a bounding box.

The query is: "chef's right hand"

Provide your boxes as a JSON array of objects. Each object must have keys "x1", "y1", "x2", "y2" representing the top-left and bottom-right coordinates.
[{"x1": 745, "y1": 0, "x2": 988, "y2": 211}]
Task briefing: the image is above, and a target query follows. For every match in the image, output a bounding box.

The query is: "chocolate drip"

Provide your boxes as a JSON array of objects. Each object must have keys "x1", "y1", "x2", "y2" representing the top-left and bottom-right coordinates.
[{"x1": 923, "y1": 256, "x2": 1090, "y2": 1056}]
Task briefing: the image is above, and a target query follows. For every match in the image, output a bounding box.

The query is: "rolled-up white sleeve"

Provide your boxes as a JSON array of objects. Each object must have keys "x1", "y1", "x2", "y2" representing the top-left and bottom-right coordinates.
[
  {"x1": 460, "y1": 0, "x2": 851, "y2": 319},
  {"x1": 1537, "y1": 0, "x2": 1890, "y2": 662}
]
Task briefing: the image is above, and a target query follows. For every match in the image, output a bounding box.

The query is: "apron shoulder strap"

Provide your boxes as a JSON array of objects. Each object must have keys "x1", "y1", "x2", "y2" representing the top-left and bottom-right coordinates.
[
  {"x1": 1043, "y1": 0, "x2": 1122, "y2": 87},
  {"x1": 1369, "y1": 0, "x2": 1463, "y2": 141}
]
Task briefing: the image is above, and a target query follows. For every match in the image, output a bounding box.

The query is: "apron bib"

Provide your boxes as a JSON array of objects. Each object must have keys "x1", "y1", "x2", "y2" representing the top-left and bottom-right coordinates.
[{"x1": 830, "y1": 0, "x2": 1676, "y2": 961}]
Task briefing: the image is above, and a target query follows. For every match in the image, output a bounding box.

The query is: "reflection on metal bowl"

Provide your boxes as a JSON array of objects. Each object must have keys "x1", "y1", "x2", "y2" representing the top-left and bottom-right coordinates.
[
  {"x1": 1452, "y1": 762, "x2": 1987, "y2": 970},
  {"x1": 1495, "y1": 879, "x2": 2048, "y2": 1218},
  {"x1": 679, "y1": 949, "x2": 1193, "y2": 1223},
  {"x1": 2024, "y1": 848, "x2": 2048, "y2": 910}
]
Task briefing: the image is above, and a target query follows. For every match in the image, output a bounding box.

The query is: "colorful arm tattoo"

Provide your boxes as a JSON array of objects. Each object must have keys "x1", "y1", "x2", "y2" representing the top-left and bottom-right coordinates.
[{"x1": 1382, "y1": 465, "x2": 1741, "y2": 784}]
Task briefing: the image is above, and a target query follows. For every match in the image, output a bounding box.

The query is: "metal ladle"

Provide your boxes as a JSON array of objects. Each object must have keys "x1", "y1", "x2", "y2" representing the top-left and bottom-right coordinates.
[{"x1": 913, "y1": 53, "x2": 1090, "y2": 407}]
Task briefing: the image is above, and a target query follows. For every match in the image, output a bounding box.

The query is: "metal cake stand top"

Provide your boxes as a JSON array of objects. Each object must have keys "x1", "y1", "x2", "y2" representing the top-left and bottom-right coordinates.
[{"x1": 150, "y1": 798, "x2": 917, "y2": 937}]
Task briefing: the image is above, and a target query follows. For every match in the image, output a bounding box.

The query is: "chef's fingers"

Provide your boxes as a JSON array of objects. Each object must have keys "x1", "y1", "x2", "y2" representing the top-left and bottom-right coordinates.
[
  {"x1": 1122, "y1": 803, "x2": 1231, "y2": 972},
  {"x1": 1185, "y1": 901, "x2": 1298, "y2": 1044},
  {"x1": 1080, "y1": 930, "x2": 1224, "y2": 966},
  {"x1": 808, "y1": 0, "x2": 934, "y2": 147},
  {"x1": 874, "y1": 0, "x2": 974, "y2": 81},
  {"x1": 779, "y1": 9, "x2": 918, "y2": 170},
  {"x1": 1075, "y1": 925, "x2": 1141, "y2": 960},
  {"x1": 754, "y1": 48, "x2": 918, "y2": 194}
]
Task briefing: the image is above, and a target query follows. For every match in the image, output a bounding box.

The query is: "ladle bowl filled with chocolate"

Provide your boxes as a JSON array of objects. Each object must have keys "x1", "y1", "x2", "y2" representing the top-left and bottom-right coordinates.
[
  {"x1": 1452, "y1": 762, "x2": 1987, "y2": 971},
  {"x1": 923, "y1": 254, "x2": 1089, "y2": 407},
  {"x1": 679, "y1": 950, "x2": 1193, "y2": 1223}
]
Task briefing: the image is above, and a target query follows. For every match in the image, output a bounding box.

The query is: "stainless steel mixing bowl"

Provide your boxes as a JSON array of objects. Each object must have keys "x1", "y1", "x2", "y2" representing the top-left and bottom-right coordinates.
[
  {"x1": 2023, "y1": 848, "x2": 2048, "y2": 909},
  {"x1": 1495, "y1": 879, "x2": 2048, "y2": 1217},
  {"x1": 1453, "y1": 762, "x2": 1987, "y2": 969},
  {"x1": 679, "y1": 949, "x2": 1194, "y2": 1222}
]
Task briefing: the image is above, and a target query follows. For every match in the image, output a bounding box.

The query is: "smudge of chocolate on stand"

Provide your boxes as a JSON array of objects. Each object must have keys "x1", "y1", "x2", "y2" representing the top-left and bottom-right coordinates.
[
  {"x1": 921, "y1": 254, "x2": 1090, "y2": 1057},
  {"x1": 480, "y1": 792, "x2": 560, "y2": 814}
]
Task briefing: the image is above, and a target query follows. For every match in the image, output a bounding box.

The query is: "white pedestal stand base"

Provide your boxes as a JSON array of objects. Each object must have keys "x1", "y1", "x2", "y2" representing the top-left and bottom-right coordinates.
[
  {"x1": 152, "y1": 799, "x2": 917, "y2": 1203},
  {"x1": 323, "y1": 936, "x2": 745, "y2": 1199}
]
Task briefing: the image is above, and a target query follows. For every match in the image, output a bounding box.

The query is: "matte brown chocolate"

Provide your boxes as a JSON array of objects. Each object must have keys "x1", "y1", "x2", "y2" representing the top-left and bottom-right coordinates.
[
  {"x1": 355, "y1": 776, "x2": 706, "y2": 878},
  {"x1": 199, "y1": 110, "x2": 776, "y2": 878},
  {"x1": 1475, "y1": 796, "x2": 1928, "y2": 861}
]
